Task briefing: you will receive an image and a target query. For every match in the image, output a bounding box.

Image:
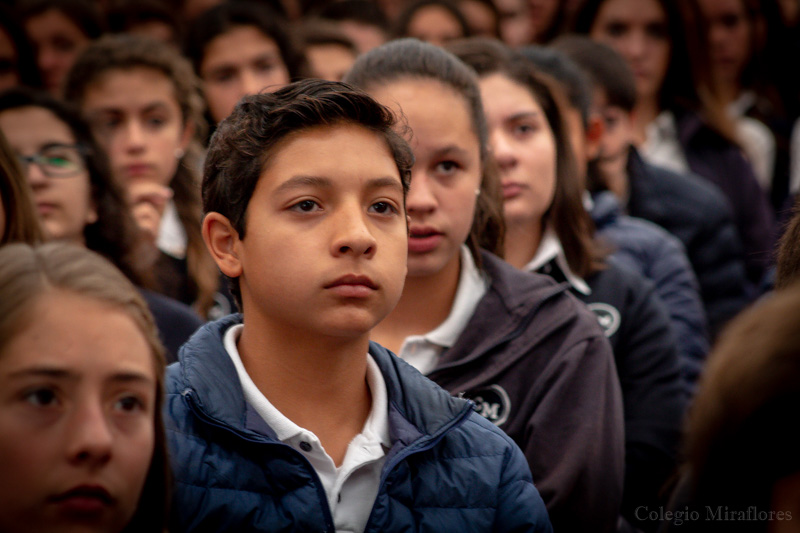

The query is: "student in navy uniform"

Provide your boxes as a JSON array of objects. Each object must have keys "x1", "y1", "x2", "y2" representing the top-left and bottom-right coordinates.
[
  {"x1": 164, "y1": 78, "x2": 552, "y2": 532},
  {"x1": 551, "y1": 34, "x2": 753, "y2": 339},
  {"x1": 344, "y1": 38, "x2": 625, "y2": 533},
  {"x1": 451, "y1": 38, "x2": 686, "y2": 532},
  {"x1": 518, "y1": 42, "x2": 711, "y2": 382},
  {"x1": 573, "y1": 0, "x2": 776, "y2": 286}
]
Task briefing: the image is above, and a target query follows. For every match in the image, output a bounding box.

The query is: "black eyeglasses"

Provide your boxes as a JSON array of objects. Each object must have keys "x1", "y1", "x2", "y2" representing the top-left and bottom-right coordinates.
[{"x1": 16, "y1": 144, "x2": 88, "y2": 178}]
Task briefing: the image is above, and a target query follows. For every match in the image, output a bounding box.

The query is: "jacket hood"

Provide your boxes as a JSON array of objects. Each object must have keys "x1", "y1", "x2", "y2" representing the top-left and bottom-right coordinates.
[{"x1": 173, "y1": 314, "x2": 473, "y2": 445}]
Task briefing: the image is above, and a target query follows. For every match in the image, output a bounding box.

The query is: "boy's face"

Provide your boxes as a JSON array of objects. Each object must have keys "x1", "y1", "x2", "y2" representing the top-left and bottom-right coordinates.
[
  {"x1": 221, "y1": 123, "x2": 408, "y2": 340},
  {"x1": 594, "y1": 91, "x2": 634, "y2": 177}
]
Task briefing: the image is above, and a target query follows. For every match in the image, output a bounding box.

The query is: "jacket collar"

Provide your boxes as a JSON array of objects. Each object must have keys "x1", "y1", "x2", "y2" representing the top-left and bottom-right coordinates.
[
  {"x1": 435, "y1": 251, "x2": 571, "y2": 372},
  {"x1": 176, "y1": 315, "x2": 473, "y2": 447}
]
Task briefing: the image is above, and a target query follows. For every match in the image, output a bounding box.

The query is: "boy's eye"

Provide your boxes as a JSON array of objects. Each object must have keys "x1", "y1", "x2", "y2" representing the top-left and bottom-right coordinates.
[
  {"x1": 290, "y1": 199, "x2": 321, "y2": 212},
  {"x1": 369, "y1": 201, "x2": 398, "y2": 215},
  {"x1": 24, "y1": 388, "x2": 58, "y2": 407}
]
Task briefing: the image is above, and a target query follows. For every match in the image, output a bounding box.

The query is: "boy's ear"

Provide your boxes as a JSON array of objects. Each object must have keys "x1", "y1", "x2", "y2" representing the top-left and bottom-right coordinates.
[
  {"x1": 585, "y1": 113, "x2": 605, "y2": 161},
  {"x1": 202, "y1": 212, "x2": 243, "y2": 278}
]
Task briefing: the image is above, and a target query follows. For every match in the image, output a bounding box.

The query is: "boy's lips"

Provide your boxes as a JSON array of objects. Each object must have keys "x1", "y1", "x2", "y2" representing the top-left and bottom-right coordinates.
[
  {"x1": 409, "y1": 226, "x2": 443, "y2": 254},
  {"x1": 325, "y1": 274, "x2": 378, "y2": 298}
]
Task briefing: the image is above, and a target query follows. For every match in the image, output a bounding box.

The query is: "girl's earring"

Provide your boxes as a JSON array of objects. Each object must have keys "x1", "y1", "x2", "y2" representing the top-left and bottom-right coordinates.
[{"x1": 174, "y1": 148, "x2": 185, "y2": 159}]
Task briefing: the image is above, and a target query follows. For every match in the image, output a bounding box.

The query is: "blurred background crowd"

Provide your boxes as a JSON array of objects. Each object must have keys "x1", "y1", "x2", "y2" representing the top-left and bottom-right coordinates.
[{"x1": 2, "y1": 0, "x2": 800, "y2": 531}]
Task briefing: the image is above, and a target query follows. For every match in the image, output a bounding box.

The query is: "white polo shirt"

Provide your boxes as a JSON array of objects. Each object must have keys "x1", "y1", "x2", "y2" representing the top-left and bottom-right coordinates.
[
  {"x1": 397, "y1": 245, "x2": 490, "y2": 375},
  {"x1": 224, "y1": 325, "x2": 391, "y2": 533}
]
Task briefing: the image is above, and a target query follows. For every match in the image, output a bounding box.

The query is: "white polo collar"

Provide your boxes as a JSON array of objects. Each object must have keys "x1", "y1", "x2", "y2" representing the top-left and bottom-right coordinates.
[{"x1": 522, "y1": 226, "x2": 592, "y2": 295}]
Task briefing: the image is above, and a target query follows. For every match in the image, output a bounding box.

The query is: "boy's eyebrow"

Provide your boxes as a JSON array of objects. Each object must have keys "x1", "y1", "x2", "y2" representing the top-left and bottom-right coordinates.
[
  {"x1": 365, "y1": 176, "x2": 404, "y2": 194},
  {"x1": 276, "y1": 175, "x2": 404, "y2": 194}
]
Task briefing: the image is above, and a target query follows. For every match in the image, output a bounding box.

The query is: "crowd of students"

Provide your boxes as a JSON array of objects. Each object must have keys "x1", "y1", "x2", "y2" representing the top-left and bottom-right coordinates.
[{"x1": 1, "y1": 0, "x2": 800, "y2": 532}]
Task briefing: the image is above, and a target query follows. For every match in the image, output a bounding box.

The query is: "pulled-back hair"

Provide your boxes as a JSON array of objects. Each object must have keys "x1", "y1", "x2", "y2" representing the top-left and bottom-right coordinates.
[
  {"x1": 0, "y1": 242, "x2": 169, "y2": 533},
  {"x1": 343, "y1": 37, "x2": 504, "y2": 263},
  {"x1": 204, "y1": 78, "x2": 414, "y2": 309},
  {"x1": 450, "y1": 37, "x2": 606, "y2": 278},
  {"x1": 0, "y1": 87, "x2": 152, "y2": 287},
  {"x1": 63, "y1": 34, "x2": 219, "y2": 316}
]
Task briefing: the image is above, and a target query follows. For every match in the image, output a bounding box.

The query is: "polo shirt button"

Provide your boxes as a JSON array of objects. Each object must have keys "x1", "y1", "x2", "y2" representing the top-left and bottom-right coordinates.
[{"x1": 299, "y1": 441, "x2": 312, "y2": 452}]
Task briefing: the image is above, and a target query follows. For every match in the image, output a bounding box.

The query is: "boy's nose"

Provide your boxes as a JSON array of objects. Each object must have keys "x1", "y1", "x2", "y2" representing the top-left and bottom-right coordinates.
[{"x1": 331, "y1": 207, "x2": 377, "y2": 258}]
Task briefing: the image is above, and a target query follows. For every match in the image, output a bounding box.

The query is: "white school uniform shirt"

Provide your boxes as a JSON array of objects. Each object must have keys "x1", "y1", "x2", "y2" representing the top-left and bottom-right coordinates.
[
  {"x1": 397, "y1": 245, "x2": 490, "y2": 375},
  {"x1": 523, "y1": 226, "x2": 591, "y2": 296},
  {"x1": 224, "y1": 324, "x2": 391, "y2": 533},
  {"x1": 642, "y1": 111, "x2": 691, "y2": 175},
  {"x1": 156, "y1": 199, "x2": 187, "y2": 259}
]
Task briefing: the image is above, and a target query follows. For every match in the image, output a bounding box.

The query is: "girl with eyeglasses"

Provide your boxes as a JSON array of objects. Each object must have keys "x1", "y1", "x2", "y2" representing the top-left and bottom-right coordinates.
[{"x1": 0, "y1": 88, "x2": 203, "y2": 362}]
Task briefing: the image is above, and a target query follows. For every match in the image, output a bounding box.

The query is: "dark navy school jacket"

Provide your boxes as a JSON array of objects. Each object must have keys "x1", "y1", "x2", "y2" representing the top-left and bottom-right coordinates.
[
  {"x1": 591, "y1": 191, "x2": 709, "y2": 389},
  {"x1": 164, "y1": 315, "x2": 553, "y2": 533},
  {"x1": 625, "y1": 148, "x2": 754, "y2": 337}
]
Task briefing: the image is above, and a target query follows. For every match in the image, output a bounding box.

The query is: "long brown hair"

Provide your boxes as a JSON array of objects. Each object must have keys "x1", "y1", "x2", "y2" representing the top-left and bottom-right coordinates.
[
  {"x1": 573, "y1": 0, "x2": 740, "y2": 146},
  {"x1": 64, "y1": 34, "x2": 219, "y2": 316},
  {"x1": 450, "y1": 38, "x2": 606, "y2": 278},
  {"x1": 0, "y1": 129, "x2": 45, "y2": 245}
]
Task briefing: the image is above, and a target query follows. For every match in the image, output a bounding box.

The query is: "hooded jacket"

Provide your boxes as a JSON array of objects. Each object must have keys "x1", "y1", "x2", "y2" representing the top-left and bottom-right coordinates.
[
  {"x1": 428, "y1": 252, "x2": 625, "y2": 533},
  {"x1": 164, "y1": 314, "x2": 553, "y2": 533}
]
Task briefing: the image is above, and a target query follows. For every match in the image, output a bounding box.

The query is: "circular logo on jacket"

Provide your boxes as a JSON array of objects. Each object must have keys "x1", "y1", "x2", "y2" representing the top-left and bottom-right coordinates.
[
  {"x1": 587, "y1": 303, "x2": 621, "y2": 338},
  {"x1": 462, "y1": 384, "x2": 511, "y2": 427}
]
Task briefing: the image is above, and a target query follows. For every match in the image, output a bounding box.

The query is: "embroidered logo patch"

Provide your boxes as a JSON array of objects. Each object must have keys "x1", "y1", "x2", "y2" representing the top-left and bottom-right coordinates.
[
  {"x1": 462, "y1": 384, "x2": 511, "y2": 426},
  {"x1": 587, "y1": 302, "x2": 621, "y2": 337}
]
